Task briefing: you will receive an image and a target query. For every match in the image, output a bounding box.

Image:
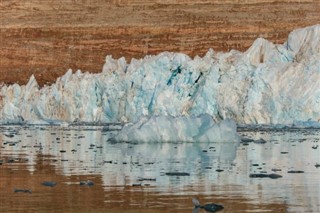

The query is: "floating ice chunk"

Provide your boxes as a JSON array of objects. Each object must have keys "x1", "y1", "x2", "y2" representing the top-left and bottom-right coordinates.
[{"x1": 110, "y1": 114, "x2": 240, "y2": 143}]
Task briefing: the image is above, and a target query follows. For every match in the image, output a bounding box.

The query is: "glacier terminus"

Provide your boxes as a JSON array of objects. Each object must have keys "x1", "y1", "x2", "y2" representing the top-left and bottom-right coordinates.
[{"x1": 0, "y1": 24, "x2": 320, "y2": 141}]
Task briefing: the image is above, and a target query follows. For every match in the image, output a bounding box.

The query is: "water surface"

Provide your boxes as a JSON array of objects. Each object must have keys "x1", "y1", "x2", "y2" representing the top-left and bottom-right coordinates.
[{"x1": 0, "y1": 125, "x2": 319, "y2": 212}]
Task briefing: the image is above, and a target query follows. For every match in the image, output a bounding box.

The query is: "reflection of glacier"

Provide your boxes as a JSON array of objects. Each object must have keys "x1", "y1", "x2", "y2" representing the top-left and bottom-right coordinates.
[
  {"x1": 1, "y1": 25, "x2": 320, "y2": 125},
  {"x1": 0, "y1": 126, "x2": 239, "y2": 184},
  {"x1": 236, "y1": 130, "x2": 320, "y2": 212},
  {"x1": 1, "y1": 127, "x2": 319, "y2": 211}
]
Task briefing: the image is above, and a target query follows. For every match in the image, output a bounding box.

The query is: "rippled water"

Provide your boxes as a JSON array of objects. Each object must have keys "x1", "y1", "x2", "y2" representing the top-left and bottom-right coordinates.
[{"x1": 0, "y1": 125, "x2": 319, "y2": 213}]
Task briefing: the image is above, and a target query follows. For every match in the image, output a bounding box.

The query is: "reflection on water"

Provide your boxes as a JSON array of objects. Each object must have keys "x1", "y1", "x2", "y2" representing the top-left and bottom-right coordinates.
[{"x1": 0, "y1": 125, "x2": 319, "y2": 212}]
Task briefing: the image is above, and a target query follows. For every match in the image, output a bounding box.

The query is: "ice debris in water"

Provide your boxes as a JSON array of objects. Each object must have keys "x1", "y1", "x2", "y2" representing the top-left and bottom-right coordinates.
[
  {"x1": 0, "y1": 24, "x2": 320, "y2": 126},
  {"x1": 110, "y1": 114, "x2": 240, "y2": 143}
]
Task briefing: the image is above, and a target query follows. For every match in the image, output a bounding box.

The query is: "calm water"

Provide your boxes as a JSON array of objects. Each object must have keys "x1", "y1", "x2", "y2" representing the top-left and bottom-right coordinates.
[{"x1": 0, "y1": 125, "x2": 319, "y2": 213}]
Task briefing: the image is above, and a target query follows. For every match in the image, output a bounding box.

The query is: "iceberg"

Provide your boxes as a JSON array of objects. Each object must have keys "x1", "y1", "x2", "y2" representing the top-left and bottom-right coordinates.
[
  {"x1": 0, "y1": 24, "x2": 320, "y2": 126},
  {"x1": 110, "y1": 114, "x2": 240, "y2": 143}
]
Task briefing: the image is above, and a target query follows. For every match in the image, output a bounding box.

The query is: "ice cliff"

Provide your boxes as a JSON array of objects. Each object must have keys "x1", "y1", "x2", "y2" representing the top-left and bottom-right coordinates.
[{"x1": 0, "y1": 24, "x2": 320, "y2": 126}]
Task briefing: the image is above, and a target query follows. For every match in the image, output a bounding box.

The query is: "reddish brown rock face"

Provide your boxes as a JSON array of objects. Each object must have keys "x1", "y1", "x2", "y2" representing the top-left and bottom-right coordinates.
[{"x1": 1, "y1": 0, "x2": 320, "y2": 86}]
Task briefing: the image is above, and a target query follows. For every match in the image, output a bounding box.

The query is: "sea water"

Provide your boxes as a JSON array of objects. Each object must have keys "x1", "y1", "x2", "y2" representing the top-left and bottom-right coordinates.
[{"x1": 0, "y1": 125, "x2": 319, "y2": 213}]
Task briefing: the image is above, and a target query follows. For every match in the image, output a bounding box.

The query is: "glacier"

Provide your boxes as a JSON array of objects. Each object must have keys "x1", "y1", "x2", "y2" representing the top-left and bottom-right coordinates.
[{"x1": 0, "y1": 24, "x2": 320, "y2": 127}]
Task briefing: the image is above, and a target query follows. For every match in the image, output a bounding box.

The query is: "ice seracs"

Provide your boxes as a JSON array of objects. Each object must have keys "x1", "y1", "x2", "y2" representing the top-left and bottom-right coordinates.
[{"x1": 0, "y1": 24, "x2": 320, "y2": 126}]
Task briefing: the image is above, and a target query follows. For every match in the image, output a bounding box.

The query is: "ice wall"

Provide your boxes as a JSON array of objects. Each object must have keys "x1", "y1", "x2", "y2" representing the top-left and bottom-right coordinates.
[{"x1": 0, "y1": 24, "x2": 320, "y2": 125}]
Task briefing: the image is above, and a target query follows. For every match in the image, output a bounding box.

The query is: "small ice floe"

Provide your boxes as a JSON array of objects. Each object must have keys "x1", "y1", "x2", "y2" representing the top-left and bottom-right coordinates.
[
  {"x1": 80, "y1": 180, "x2": 94, "y2": 186},
  {"x1": 165, "y1": 172, "x2": 190, "y2": 176},
  {"x1": 42, "y1": 181, "x2": 57, "y2": 187},
  {"x1": 137, "y1": 177, "x2": 156, "y2": 182},
  {"x1": 249, "y1": 173, "x2": 282, "y2": 179},
  {"x1": 253, "y1": 138, "x2": 267, "y2": 144},
  {"x1": 4, "y1": 134, "x2": 15, "y2": 138},
  {"x1": 240, "y1": 137, "x2": 254, "y2": 143},
  {"x1": 240, "y1": 137, "x2": 267, "y2": 144},
  {"x1": 14, "y1": 188, "x2": 32, "y2": 194},
  {"x1": 287, "y1": 170, "x2": 304, "y2": 173},
  {"x1": 192, "y1": 198, "x2": 224, "y2": 213}
]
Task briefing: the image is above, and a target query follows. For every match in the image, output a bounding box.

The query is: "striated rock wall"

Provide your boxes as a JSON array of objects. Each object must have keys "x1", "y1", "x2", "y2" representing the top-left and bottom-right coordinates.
[{"x1": 1, "y1": 0, "x2": 320, "y2": 86}]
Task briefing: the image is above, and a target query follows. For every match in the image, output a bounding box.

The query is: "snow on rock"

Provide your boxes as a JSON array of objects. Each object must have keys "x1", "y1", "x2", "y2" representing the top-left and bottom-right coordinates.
[
  {"x1": 110, "y1": 114, "x2": 240, "y2": 143},
  {"x1": 0, "y1": 24, "x2": 320, "y2": 126}
]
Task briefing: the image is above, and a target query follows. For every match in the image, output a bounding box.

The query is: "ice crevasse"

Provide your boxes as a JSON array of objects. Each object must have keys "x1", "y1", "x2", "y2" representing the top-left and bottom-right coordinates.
[{"x1": 0, "y1": 24, "x2": 320, "y2": 128}]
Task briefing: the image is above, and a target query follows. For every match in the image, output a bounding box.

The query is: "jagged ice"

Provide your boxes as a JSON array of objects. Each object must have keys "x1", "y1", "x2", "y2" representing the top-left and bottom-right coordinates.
[{"x1": 0, "y1": 24, "x2": 320, "y2": 127}]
